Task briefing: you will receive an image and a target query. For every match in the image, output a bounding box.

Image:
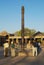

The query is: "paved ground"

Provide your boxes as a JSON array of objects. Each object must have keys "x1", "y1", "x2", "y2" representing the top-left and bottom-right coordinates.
[{"x1": 0, "y1": 47, "x2": 44, "y2": 65}]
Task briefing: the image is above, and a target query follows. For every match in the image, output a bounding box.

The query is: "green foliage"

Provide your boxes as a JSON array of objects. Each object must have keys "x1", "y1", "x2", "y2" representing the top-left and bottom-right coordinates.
[
  {"x1": 15, "y1": 30, "x2": 21, "y2": 36},
  {"x1": 24, "y1": 28, "x2": 31, "y2": 36},
  {"x1": 31, "y1": 29, "x2": 36, "y2": 35},
  {"x1": 14, "y1": 28, "x2": 36, "y2": 36}
]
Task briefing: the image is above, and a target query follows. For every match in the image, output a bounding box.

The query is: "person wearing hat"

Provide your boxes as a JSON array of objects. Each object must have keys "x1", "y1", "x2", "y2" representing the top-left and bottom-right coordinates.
[{"x1": 3, "y1": 40, "x2": 9, "y2": 57}]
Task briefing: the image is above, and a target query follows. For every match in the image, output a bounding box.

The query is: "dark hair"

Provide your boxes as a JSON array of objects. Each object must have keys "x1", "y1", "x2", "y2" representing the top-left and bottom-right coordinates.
[{"x1": 5, "y1": 40, "x2": 8, "y2": 43}]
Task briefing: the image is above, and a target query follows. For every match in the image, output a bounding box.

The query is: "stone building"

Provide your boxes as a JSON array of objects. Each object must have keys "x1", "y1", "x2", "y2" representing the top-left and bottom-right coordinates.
[
  {"x1": 0, "y1": 31, "x2": 44, "y2": 46},
  {"x1": 32, "y1": 31, "x2": 44, "y2": 42}
]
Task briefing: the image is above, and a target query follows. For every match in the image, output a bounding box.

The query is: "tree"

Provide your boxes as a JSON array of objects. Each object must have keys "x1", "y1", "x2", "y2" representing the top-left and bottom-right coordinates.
[
  {"x1": 31, "y1": 29, "x2": 36, "y2": 35},
  {"x1": 14, "y1": 28, "x2": 36, "y2": 36}
]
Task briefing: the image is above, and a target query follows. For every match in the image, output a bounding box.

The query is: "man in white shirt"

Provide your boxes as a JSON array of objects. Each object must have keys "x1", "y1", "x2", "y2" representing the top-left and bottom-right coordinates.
[
  {"x1": 32, "y1": 40, "x2": 37, "y2": 56},
  {"x1": 3, "y1": 40, "x2": 9, "y2": 57}
]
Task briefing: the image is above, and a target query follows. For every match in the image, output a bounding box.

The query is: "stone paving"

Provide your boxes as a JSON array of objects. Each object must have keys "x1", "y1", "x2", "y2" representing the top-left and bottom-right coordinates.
[{"x1": 0, "y1": 47, "x2": 44, "y2": 65}]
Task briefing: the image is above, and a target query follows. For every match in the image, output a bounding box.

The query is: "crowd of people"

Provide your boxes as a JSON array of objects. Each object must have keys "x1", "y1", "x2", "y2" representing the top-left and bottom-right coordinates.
[
  {"x1": 3, "y1": 40, "x2": 19, "y2": 57},
  {"x1": 3, "y1": 39, "x2": 41, "y2": 57},
  {"x1": 28, "y1": 39, "x2": 41, "y2": 56}
]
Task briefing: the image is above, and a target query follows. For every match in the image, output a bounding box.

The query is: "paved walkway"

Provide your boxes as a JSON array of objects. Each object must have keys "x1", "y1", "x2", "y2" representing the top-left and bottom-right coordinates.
[{"x1": 0, "y1": 47, "x2": 44, "y2": 65}]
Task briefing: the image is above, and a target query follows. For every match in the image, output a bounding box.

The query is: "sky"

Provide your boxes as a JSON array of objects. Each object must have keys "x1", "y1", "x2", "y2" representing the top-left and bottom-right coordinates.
[{"x1": 0, "y1": 0, "x2": 44, "y2": 33}]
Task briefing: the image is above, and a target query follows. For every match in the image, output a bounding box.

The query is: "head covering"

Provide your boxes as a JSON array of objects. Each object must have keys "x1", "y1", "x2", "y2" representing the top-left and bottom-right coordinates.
[{"x1": 11, "y1": 41, "x2": 13, "y2": 44}]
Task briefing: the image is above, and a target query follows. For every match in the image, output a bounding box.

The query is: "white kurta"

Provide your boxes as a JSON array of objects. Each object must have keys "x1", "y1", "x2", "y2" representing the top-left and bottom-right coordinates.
[
  {"x1": 11, "y1": 48, "x2": 15, "y2": 57},
  {"x1": 3, "y1": 43, "x2": 9, "y2": 56}
]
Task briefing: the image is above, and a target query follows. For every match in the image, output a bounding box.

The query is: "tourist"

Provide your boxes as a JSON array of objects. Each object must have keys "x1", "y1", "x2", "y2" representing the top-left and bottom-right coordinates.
[
  {"x1": 27, "y1": 40, "x2": 31, "y2": 49},
  {"x1": 15, "y1": 41, "x2": 19, "y2": 56},
  {"x1": 10, "y1": 41, "x2": 15, "y2": 57},
  {"x1": 3, "y1": 40, "x2": 9, "y2": 57},
  {"x1": 37, "y1": 41, "x2": 41, "y2": 54},
  {"x1": 31, "y1": 40, "x2": 37, "y2": 56}
]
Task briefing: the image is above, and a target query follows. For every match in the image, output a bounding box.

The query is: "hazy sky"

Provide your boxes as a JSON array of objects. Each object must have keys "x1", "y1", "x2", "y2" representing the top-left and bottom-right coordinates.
[{"x1": 0, "y1": 0, "x2": 44, "y2": 33}]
